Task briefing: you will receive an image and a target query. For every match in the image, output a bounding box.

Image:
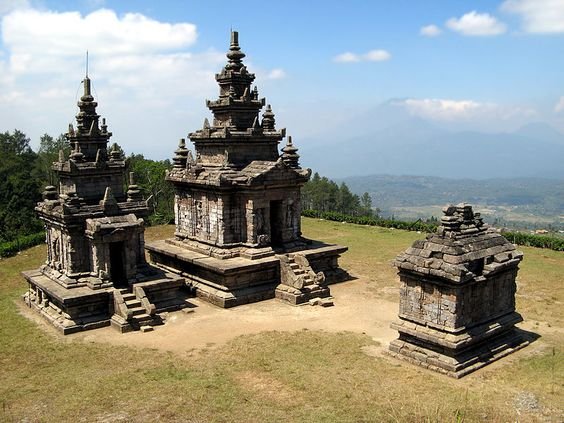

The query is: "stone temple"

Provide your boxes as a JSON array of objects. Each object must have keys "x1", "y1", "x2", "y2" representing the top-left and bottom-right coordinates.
[
  {"x1": 146, "y1": 32, "x2": 348, "y2": 307},
  {"x1": 388, "y1": 203, "x2": 528, "y2": 378},
  {"x1": 22, "y1": 75, "x2": 185, "y2": 334}
]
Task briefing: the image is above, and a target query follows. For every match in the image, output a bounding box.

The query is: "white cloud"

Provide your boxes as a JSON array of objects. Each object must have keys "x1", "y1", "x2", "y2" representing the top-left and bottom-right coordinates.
[
  {"x1": 333, "y1": 49, "x2": 391, "y2": 63},
  {"x1": 364, "y1": 49, "x2": 391, "y2": 61},
  {"x1": 399, "y1": 98, "x2": 536, "y2": 122},
  {"x1": 446, "y1": 11, "x2": 507, "y2": 36},
  {"x1": 555, "y1": 97, "x2": 564, "y2": 113},
  {"x1": 0, "y1": 0, "x2": 29, "y2": 15},
  {"x1": 0, "y1": 7, "x2": 228, "y2": 158},
  {"x1": 3, "y1": 8, "x2": 197, "y2": 61},
  {"x1": 266, "y1": 68, "x2": 286, "y2": 80},
  {"x1": 502, "y1": 0, "x2": 564, "y2": 33},
  {"x1": 333, "y1": 52, "x2": 360, "y2": 63},
  {"x1": 420, "y1": 24, "x2": 442, "y2": 37}
]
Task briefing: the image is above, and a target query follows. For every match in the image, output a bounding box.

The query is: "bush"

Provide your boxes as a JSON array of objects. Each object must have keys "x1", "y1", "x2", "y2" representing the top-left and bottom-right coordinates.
[
  {"x1": 0, "y1": 231, "x2": 45, "y2": 258},
  {"x1": 503, "y1": 231, "x2": 564, "y2": 251}
]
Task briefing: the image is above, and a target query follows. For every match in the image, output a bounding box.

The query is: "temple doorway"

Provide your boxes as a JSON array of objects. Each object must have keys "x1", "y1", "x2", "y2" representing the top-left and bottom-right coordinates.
[
  {"x1": 109, "y1": 241, "x2": 127, "y2": 288},
  {"x1": 270, "y1": 200, "x2": 283, "y2": 247}
]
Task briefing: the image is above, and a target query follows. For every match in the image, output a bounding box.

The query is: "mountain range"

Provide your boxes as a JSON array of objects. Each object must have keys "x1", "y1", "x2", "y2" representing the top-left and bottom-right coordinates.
[{"x1": 299, "y1": 100, "x2": 564, "y2": 180}]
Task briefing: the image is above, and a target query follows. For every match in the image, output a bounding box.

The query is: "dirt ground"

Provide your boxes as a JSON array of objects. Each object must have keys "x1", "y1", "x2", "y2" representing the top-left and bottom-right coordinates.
[
  {"x1": 19, "y1": 274, "x2": 555, "y2": 367},
  {"x1": 19, "y1": 277, "x2": 397, "y2": 356}
]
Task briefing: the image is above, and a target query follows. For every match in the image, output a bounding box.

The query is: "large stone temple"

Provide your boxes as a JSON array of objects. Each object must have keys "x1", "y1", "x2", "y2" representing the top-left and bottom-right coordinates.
[
  {"x1": 22, "y1": 75, "x2": 185, "y2": 334},
  {"x1": 388, "y1": 203, "x2": 528, "y2": 378},
  {"x1": 146, "y1": 32, "x2": 348, "y2": 307}
]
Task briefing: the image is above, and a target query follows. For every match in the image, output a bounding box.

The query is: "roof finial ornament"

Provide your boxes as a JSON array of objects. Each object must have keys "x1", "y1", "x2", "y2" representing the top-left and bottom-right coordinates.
[
  {"x1": 262, "y1": 104, "x2": 275, "y2": 130},
  {"x1": 281, "y1": 136, "x2": 300, "y2": 168},
  {"x1": 86, "y1": 50, "x2": 89, "y2": 78},
  {"x1": 226, "y1": 30, "x2": 245, "y2": 70}
]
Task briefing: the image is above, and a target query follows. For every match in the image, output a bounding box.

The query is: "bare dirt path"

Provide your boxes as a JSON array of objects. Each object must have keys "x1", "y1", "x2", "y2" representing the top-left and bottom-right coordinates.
[{"x1": 68, "y1": 278, "x2": 399, "y2": 355}]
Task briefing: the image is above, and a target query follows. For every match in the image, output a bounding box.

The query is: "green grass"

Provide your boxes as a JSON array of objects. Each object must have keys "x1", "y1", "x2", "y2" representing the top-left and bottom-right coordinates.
[{"x1": 0, "y1": 218, "x2": 562, "y2": 422}]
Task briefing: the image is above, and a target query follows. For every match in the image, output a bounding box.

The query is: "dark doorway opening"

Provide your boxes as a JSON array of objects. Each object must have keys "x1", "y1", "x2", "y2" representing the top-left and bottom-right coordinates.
[
  {"x1": 270, "y1": 200, "x2": 284, "y2": 247},
  {"x1": 109, "y1": 241, "x2": 127, "y2": 288}
]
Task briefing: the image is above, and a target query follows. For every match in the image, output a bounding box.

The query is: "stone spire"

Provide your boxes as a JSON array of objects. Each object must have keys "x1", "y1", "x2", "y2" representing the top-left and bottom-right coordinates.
[
  {"x1": 206, "y1": 30, "x2": 265, "y2": 130},
  {"x1": 173, "y1": 138, "x2": 189, "y2": 169},
  {"x1": 261, "y1": 104, "x2": 275, "y2": 130},
  {"x1": 126, "y1": 172, "x2": 143, "y2": 202},
  {"x1": 184, "y1": 31, "x2": 286, "y2": 170},
  {"x1": 281, "y1": 136, "x2": 300, "y2": 168},
  {"x1": 66, "y1": 73, "x2": 112, "y2": 162}
]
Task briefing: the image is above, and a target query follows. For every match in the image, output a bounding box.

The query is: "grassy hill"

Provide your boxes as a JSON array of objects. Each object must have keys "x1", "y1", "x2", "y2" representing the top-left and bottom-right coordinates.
[{"x1": 1, "y1": 219, "x2": 562, "y2": 422}]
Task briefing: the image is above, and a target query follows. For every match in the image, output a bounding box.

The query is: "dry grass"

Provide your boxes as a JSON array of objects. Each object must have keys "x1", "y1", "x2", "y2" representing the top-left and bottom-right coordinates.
[{"x1": 0, "y1": 218, "x2": 562, "y2": 422}]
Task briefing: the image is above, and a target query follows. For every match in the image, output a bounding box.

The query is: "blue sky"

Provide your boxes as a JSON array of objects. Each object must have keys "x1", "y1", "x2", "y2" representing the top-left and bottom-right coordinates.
[{"x1": 1, "y1": 0, "x2": 563, "y2": 159}]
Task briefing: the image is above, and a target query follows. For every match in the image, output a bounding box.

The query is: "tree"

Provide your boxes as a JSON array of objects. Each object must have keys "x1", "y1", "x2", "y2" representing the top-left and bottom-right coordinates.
[
  {"x1": 360, "y1": 192, "x2": 373, "y2": 217},
  {"x1": 128, "y1": 154, "x2": 175, "y2": 224},
  {"x1": 36, "y1": 133, "x2": 69, "y2": 187},
  {"x1": 0, "y1": 130, "x2": 42, "y2": 241}
]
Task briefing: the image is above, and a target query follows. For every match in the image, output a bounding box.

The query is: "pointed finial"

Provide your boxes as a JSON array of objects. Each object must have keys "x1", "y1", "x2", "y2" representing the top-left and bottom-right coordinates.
[
  {"x1": 226, "y1": 30, "x2": 245, "y2": 69},
  {"x1": 281, "y1": 135, "x2": 300, "y2": 168},
  {"x1": 262, "y1": 104, "x2": 275, "y2": 130},
  {"x1": 109, "y1": 143, "x2": 121, "y2": 161},
  {"x1": 70, "y1": 142, "x2": 84, "y2": 162},
  {"x1": 127, "y1": 171, "x2": 143, "y2": 202},
  {"x1": 100, "y1": 186, "x2": 118, "y2": 212},
  {"x1": 58, "y1": 149, "x2": 65, "y2": 162},
  {"x1": 230, "y1": 30, "x2": 238, "y2": 48},
  {"x1": 203, "y1": 118, "x2": 210, "y2": 129},
  {"x1": 173, "y1": 138, "x2": 188, "y2": 169},
  {"x1": 86, "y1": 50, "x2": 89, "y2": 78}
]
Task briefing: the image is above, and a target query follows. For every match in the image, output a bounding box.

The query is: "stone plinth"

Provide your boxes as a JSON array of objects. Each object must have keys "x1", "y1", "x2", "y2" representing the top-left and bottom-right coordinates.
[
  {"x1": 147, "y1": 239, "x2": 347, "y2": 308},
  {"x1": 388, "y1": 203, "x2": 529, "y2": 378}
]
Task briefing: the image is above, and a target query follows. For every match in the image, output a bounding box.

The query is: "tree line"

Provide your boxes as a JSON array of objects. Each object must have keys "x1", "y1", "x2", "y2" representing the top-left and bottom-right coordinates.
[{"x1": 301, "y1": 172, "x2": 376, "y2": 217}]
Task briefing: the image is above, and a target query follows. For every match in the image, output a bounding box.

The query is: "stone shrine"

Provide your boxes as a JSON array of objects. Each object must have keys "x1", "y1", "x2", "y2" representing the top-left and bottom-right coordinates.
[
  {"x1": 22, "y1": 75, "x2": 185, "y2": 334},
  {"x1": 388, "y1": 203, "x2": 528, "y2": 378},
  {"x1": 146, "y1": 32, "x2": 348, "y2": 307}
]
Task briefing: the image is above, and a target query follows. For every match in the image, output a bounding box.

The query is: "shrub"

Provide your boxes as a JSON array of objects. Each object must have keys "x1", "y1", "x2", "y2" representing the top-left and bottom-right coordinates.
[{"x1": 0, "y1": 231, "x2": 45, "y2": 258}]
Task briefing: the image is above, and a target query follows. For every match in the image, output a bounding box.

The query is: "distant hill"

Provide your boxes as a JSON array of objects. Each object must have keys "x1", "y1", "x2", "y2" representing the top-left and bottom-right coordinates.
[
  {"x1": 299, "y1": 101, "x2": 564, "y2": 180},
  {"x1": 338, "y1": 174, "x2": 564, "y2": 229}
]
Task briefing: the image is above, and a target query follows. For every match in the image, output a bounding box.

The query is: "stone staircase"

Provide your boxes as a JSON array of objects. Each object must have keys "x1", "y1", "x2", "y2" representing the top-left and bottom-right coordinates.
[
  {"x1": 275, "y1": 253, "x2": 331, "y2": 305},
  {"x1": 110, "y1": 287, "x2": 161, "y2": 333}
]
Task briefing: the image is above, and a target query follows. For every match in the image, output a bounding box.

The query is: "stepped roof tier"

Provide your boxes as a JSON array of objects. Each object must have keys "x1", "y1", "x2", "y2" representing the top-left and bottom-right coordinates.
[{"x1": 168, "y1": 31, "x2": 309, "y2": 185}]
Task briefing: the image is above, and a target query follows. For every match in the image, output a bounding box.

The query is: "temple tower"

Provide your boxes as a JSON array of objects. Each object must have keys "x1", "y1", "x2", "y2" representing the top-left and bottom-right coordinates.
[
  {"x1": 147, "y1": 31, "x2": 348, "y2": 307},
  {"x1": 23, "y1": 75, "x2": 185, "y2": 334}
]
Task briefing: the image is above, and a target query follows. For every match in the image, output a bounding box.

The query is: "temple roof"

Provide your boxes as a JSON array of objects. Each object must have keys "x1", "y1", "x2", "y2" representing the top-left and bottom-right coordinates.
[
  {"x1": 393, "y1": 204, "x2": 523, "y2": 283},
  {"x1": 65, "y1": 75, "x2": 113, "y2": 163}
]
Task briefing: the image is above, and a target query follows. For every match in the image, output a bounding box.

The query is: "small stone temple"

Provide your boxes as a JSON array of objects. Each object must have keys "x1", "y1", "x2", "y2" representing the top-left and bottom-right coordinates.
[
  {"x1": 146, "y1": 31, "x2": 348, "y2": 307},
  {"x1": 22, "y1": 75, "x2": 185, "y2": 334},
  {"x1": 388, "y1": 203, "x2": 528, "y2": 378}
]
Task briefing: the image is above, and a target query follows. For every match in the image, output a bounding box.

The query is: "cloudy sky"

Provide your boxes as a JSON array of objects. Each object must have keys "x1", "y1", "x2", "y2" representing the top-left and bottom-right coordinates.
[{"x1": 1, "y1": 0, "x2": 563, "y2": 159}]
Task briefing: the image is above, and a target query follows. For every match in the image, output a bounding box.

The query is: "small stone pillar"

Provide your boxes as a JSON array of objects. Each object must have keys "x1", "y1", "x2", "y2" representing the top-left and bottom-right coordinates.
[{"x1": 388, "y1": 203, "x2": 529, "y2": 378}]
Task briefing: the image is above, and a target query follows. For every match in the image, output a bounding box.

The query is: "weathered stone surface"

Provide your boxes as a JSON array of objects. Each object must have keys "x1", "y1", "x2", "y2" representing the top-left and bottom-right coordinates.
[
  {"x1": 146, "y1": 31, "x2": 348, "y2": 307},
  {"x1": 23, "y1": 74, "x2": 186, "y2": 334},
  {"x1": 388, "y1": 203, "x2": 529, "y2": 377}
]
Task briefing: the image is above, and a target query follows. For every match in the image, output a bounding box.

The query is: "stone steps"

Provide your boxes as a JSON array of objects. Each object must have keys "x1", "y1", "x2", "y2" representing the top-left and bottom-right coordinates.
[{"x1": 112, "y1": 288, "x2": 161, "y2": 333}]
